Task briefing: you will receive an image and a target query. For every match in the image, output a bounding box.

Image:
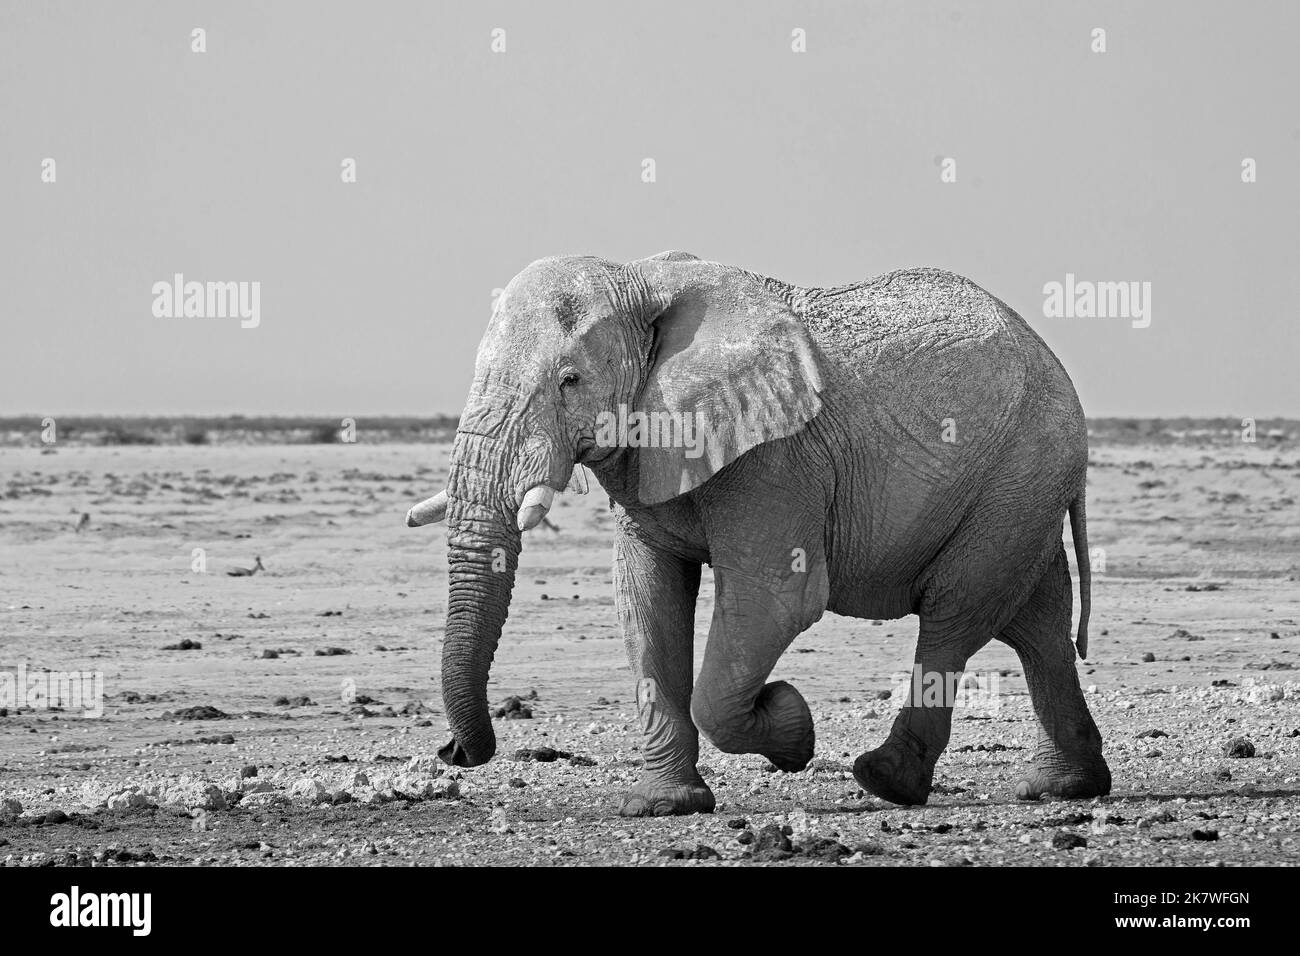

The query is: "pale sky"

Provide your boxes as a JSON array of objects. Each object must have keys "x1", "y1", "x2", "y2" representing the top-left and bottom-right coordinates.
[{"x1": 2, "y1": 1, "x2": 1297, "y2": 417}]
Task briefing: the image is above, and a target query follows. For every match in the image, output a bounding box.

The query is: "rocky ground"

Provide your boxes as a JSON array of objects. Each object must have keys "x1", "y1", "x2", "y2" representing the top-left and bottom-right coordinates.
[{"x1": 0, "y1": 432, "x2": 1297, "y2": 866}]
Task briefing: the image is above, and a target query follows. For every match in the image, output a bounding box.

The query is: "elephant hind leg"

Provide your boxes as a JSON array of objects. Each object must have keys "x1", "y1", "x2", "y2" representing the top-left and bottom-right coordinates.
[
  {"x1": 853, "y1": 615, "x2": 993, "y2": 805},
  {"x1": 998, "y1": 545, "x2": 1110, "y2": 801}
]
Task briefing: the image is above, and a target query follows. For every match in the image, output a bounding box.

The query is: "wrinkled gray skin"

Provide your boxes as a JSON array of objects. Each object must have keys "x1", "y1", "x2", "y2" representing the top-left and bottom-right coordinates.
[{"x1": 423, "y1": 251, "x2": 1110, "y2": 815}]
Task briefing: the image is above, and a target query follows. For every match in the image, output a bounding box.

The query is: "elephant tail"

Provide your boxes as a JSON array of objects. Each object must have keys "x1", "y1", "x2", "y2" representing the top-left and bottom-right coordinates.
[{"x1": 1069, "y1": 491, "x2": 1091, "y2": 660}]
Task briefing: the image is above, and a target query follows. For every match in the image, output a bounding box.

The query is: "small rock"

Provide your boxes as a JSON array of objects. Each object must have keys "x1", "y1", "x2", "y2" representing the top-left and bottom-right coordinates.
[
  {"x1": 1141, "y1": 652, "x2": 1156, "y2": 663},
  {"x1": 1223, "y1": 737, "x2": 1255, "y2": 759},
  {"x1": 800, "y1": 837, "x2": 851, "y2": 862},
  {"x1": 726, "y1": 818, "x2": 749, "y2": 830},
  {"x1": 1191, "y1": 829, "x2": 1220, "y2": 842},
  {"x1": 513, "y1": 746, "x2": 571, "y2": 763},
  {"x1": 1051, "y1": 831, "x2": 1088, "y2": 850},
  {"x1": 273, "y1": 695, "x2": 313, "y2": 707},
  {"x1": 405, "y1": 754, "x2": 439, "y2": 774},
  {"x1": 106, "y1": 790, "x2": 154, "y2": 811},
  {"x1": 750, "y1": 824, "x2": 793, "y2": 860},
  {"x1": 493, "y1": 696, "x2": 534, "y2": 720},
  {"x1": 289, "y1": 778, "x2": 330, "y2": 803},
  {"x1": 240, "y1": 791, "x2": 287, "y2": 808},
  {"x1": 168, "y1": 705, "x2": 229, "y2": 720},
  {"x1": 239, "y1": 765, "x2": 258, "y2": 779}
]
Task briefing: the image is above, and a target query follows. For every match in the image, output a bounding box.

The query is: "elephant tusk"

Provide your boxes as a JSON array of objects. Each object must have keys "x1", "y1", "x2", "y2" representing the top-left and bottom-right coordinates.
[
  {"x1": 516, "y1": 485, "x2": 555, "y2": 532},
  {"x1": 406, "y1": 490, "x2": 449, "y2": 527}
]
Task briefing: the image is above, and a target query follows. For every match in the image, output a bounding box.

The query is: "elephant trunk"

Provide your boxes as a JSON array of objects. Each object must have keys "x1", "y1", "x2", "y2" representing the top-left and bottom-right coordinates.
[{"x1": 437, "y1": 424, "x2": 522, "y2": 768}]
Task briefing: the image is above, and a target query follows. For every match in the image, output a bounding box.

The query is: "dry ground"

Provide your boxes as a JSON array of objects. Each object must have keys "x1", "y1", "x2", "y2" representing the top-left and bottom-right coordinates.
[{"x1": 1, "y1": 433, "x2": 1298, "y2": 866}]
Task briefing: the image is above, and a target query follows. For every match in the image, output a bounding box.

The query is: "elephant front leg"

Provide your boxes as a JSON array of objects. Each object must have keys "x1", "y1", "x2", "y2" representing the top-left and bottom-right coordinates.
[
  {"x1": 614, "y1": 531, "x2": 714, "y2": 817},
  {"x1": 690, "y1": 556, "x2": 829, "y2": 772}
]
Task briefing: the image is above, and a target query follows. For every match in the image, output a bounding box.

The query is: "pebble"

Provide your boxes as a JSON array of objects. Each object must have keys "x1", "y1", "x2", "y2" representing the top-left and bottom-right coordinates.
[
  {"x1": 405, "y1": 754, "x2": 439, "y2": 774},
  {"x1": 1222, "y1": 737, "x2": 1256, "y2": 758},
  {"x1": 494, "y1": 696, "x2": 534, "y2": 720},
  {"x1": 165, "y1": 705, "x2": 229, "y2": 720},
  {"x1": 801, "y1": 837, "x2": 851, "y2": 862},
  {"x1": 106, "y1": 789, "x2": 155, "y2": 810},
  {"x1": 288, "y1": 778, "x2": 330, "y2": 803},
  {"x1": 749, "y1": 824, "x2": 794, "y2": 861},
  {"x1": 659, "y1": 844, "x2": 721, "y2": 861},
  {"x1": 1051, "y1": 832, "x2": 1088, "y2": 850}
]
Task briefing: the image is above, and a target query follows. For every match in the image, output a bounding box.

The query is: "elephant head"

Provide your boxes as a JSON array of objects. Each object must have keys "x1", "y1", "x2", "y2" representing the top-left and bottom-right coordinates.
[{"x1": 409, "y1": 252, "x2": 824, "y2": 767}]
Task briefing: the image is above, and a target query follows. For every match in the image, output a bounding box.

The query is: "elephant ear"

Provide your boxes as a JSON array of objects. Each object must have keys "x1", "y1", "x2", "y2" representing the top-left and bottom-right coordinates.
[{"x1": 630, "y1": 271, "x2": 824, "y2": 504}]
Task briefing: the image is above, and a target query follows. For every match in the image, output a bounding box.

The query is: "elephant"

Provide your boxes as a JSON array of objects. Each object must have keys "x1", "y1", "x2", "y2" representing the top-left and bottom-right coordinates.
[{"x1": 406, "y1": 250, "x2": 1111, "y2": 816}]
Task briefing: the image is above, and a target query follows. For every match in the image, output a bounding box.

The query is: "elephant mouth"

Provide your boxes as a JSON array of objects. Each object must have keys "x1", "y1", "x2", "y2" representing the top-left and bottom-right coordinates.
[{"x1": 577, "y1": 435, "x2": 613, "y2": 465}]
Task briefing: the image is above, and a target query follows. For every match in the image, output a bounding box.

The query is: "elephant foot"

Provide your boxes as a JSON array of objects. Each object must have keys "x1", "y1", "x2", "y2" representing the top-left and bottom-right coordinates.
[
  {"x1": 618, "y1": 775, "x2": 716, "y2": 817},
  {"x1": 854, "y1": 708, "x2": 947, "y2": 805},
  {"x1": 853, "y1": 743, "x2": 933, "y2": 805},
  {"x1": 1014, "y1": 757, "x2": 1112, "y2": 801},
  {"x1": 755, "y1": 680, "x2": 815, "y2": 772},
  {"x1": 853, "y1": 739, "x2": 934, "y2": 806}
]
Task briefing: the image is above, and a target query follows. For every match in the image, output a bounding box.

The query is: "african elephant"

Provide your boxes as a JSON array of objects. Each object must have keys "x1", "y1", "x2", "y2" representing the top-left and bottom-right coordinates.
[{"x1": 406, "y1": 251, "x2": 1111, "y2": 816}]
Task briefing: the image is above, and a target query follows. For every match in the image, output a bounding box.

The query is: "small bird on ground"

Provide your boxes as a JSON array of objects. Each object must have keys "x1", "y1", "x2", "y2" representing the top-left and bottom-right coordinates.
[{"x1": 227, "y1": 556, "x2": 265, "y2": 577}]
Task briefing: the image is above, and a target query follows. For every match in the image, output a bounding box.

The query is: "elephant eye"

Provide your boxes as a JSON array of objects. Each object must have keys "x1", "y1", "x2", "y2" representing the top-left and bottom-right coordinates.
[{"x1": 560, "y1": 371, "x2": 581, "y2": 388}]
